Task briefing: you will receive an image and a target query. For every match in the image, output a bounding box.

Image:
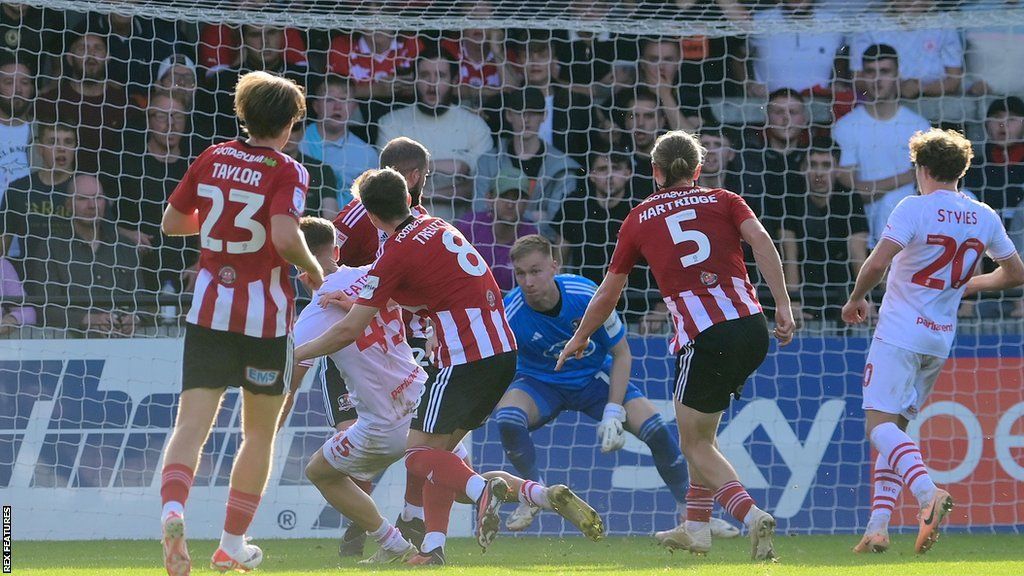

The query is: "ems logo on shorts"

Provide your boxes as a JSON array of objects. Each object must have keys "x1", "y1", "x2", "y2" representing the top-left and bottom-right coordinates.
[
  {"x1": 700, "y1": 271, "x2": 719, "y2": 287},
  {"x1": 359, "y1": 275, "x2": 379, "y2": 299},
  {"x1": 218, "y1": 266, "x2": 237, "y2": 285},
  {"x1": 245, "y1": 367, "x2": 280, "y2": 386}
]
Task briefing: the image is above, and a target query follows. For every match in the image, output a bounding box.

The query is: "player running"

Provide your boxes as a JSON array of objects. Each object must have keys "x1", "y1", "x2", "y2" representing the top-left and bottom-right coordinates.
[
  {"x1": 317, "y1": 137, "x2": 442, "y2": 557},
  {"x1": 296, "y1": 168, "x2": 602, "y2": 565},
  {"x1": 558, "y1": 130, "x2": 795, "y2": 561},
  {"x1": 497, "y1": 234, "x2": 738, "y2": 541},
  {"x1": 286, "y1": 217, "x2": 424, "y2": 564},
  {"x1": 157, "y1": 71, "x2": 324, "y2": 576},
  {"x1": 843, "y1": 128, "x2": 1024, "y2": 555}
]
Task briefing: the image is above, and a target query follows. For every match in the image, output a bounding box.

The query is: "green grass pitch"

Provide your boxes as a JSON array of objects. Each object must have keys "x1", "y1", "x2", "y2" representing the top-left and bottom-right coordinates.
[{"x1": 11, "y1": 534, "x2": 1024, "y2": 576}]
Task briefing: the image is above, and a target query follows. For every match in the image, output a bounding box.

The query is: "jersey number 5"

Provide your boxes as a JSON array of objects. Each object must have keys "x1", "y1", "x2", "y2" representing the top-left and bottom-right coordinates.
[
  {"x1": 911, "y1": 234, "x2": 985, "y2": 290},
  {"x1": 665, "y1": 209, "x2": 711, "y2": 267},
  {"x1": 197, "y1": 183, "x2": 266, "y2": 254}
]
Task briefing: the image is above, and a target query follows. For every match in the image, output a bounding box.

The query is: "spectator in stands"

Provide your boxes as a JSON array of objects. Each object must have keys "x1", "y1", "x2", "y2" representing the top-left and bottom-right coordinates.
[
  {"x1": 197, "y1": 25, "x2": 308, "y2": 141},
  {"x1": 0, "y1": 3, "x2": 57, "y2": 76},
  {"x1": 964, "y1": 1, "x2": 1024, "y2": 96},
  {"x1": 552, "y1": 3, "x2": 630, "y2": 101},
  {"x1": 787, "y1": 141, "x2": 869, "y2": 320},
  {"x1": 637, "y1": 37, "x2": 700, "y2": 131},
  {"x1": 848, "y1": 1, "x2": 962, "y2": 97},
  {"x1": 473, "y1": 87, "x2": 581, "y2": 237},
  {"x1": 376, "y1": 51, "x2": 493, "y2": 220},
  {"x1": 1, "y1": 123, "x2": 76, "y2": 260},
  {"x1": 327, "y1": 28, "x2": 420, "y2": 117},
  {"x1": 200, "y1": 22, "x2": 307, "y2": 78},
  {"x1": 964, "y1": 97, "x2": 1024, "y2": 214},
  {"x1": 285, "y1": 120, "x2": 339, "y2": 220},
  {"x1": 35, "y1": 25, "x2": 127, "y2": 175},
  {"x1": 115, "y1": 89, "x2": 195, "y2": 292},
  {"x1": 0, "y1": 51, "x2": 33, "y2": 203},
  {"x1": 696, "y1": 127, "x2": 740, "y2": 191},
  {"x1": 0, "y1": 255, "x2": 35, "y2": 335},
  {"x1": 85, "y1": 11, "x2": 181, "y2": 101},
  {"x1": 834, "y1": 44, "x2": 930, "y2": 247},
  {"x1": 738, "y1": 89, "x2": 809, "y2": 240},
  {"x1": 31, "y1": 174, "x2": 140, "y2": 337},
  {"x1": 556, "y1": 148, "x2": 654, "y2": 320},
  {"x1": 744, "y1": 0, "x2": 846, "y2": 96},
  {"x1": 610, "y1": 87, "x2": 666, "y2": 194},
  {"x1": 508, "y1": 30, "x2": 595, "y2": 165},
  {"x1": 299, "y1": 75, "x2": 377, "y2": 207},
  {"x1": 441, "y1": 3, "x2": 505, "y2": 109},
  {"x1": 456, "y1": 173, "x2": 539, "y2": 292},
  {"x1": 152, "y1": 54, "x2": 198, "y2": 109}
]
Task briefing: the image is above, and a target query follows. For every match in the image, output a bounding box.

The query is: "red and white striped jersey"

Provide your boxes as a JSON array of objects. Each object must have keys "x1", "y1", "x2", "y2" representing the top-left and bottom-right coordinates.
[
  {"x1": 356, "y1": 215, "x2": 517, "y2": 367},
  {"x1": 609, "y1": 186, "x2": 762, "y2": 352},
  {"x1": 333, "y1": 200, "x2": 431, "y2": 337},
  {"x1": 169, "y1": 139, "x2": 309, "y2": 338}
]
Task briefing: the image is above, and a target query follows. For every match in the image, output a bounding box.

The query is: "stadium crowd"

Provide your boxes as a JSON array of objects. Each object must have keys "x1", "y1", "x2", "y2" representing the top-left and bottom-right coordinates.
[{"x1": 1, "y1": 0, "x2": 1024, "y2": 338}]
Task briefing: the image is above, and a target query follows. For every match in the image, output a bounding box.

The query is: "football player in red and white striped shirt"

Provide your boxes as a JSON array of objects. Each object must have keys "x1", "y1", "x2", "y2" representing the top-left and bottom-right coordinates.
[
  {"x1": 297, "y1": 168, "x2": 601, "y2": 565},
  {"x1": 157, "y1": 71, "x2": 324, "y2": 576},
  {"x1": 559, "y1": 130, "x2": 796, "y2": 561}
]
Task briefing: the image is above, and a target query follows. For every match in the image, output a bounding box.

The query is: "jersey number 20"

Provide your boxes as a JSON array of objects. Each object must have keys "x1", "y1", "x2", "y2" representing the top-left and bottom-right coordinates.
[
  {"x1": 666, "y1": 209, "x2": 711, "y2": 267},
  {"x1": 911, "y1": 234, "x2": 985, "y2": 290},
  {"x1": 197, "y1": 183, "x2": 266, "y2": 254}
]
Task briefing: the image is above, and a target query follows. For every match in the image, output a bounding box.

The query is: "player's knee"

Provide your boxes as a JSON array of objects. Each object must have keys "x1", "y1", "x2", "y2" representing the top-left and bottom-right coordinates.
[
  {"x1": 638, "y1": 416, "x2": 680, "y2": 454},
  {"x1": 304, "y1": 453, "x2": 333, "y2": 486},
  {"x1": 495, "y1": 407, "x2": 529, "y2": 439}
]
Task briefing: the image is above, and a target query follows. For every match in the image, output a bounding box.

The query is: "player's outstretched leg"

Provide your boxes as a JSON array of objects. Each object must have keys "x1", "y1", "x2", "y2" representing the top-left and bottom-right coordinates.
[
  {"x1": 870, "y1": 421, "x2": 954, "y2": 554},
  {"x1": 484, "y1": 470, "x2": 604, "y2": 541},
  {"x1": 338, "y1": 478, "x2": 373, "y2": 558},
  {"x1": 854, "y1": 452, "x2": 901, "y2": 553},
  {"x1": 211, "y1": 390, "x2": 286, "y2": 573}
]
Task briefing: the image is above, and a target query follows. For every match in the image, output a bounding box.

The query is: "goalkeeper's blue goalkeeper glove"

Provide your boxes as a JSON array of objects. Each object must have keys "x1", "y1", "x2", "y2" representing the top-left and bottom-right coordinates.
[{"x1": 598, "y1": 402, "x2": 627, "y2": 453}]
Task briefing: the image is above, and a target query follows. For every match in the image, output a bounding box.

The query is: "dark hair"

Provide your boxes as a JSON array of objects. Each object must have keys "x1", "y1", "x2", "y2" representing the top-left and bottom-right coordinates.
[
  {"x1": 316, "y1": 74, "x2": 351, "y2": 97},
  {"x1": 234, "y1": 71, "x2": 306, "y2": 139},
  {"x1": 588, "y1": 143, "x2": 632, "y2": 170},
  {"x1": 807, "y1": 137, "x2": 839, "y2": 159},
  {"x1": 415, "y1": 46, "x2": 459, "y2": 82},
  {"x1": 909, "y1": 129, "x2": 974, "y2": 183},
  {"x1": 0, "y1": 50, "x2": 33, "y2": 75},
  {"x1": 611, "y1": 86, "x2": 661, "y2": 129},
  {"x1": 354, "y1": 168, "x2": 411, "y2": 223},
  {"x1": 987, "y1": 96, "x2": 1024, "y2": 119},
  {"x1": 299, "y1": 216, "x2": 336, "y2": 256},
  {"x1": 64, "y1": 24, "x2": 106, "y2": 53},
  {"x1": 767, "y1": 88, "x2": 806, "y2": 105},
  {"x1": 510, "y1": 234, "x2": 554, "y2": 262},
  {"x1": 862, "y1": 43, "x2": 899, "y2": 64},
  {"x1": 379, "y1": 136, "x2": 430, "y2": 205}
]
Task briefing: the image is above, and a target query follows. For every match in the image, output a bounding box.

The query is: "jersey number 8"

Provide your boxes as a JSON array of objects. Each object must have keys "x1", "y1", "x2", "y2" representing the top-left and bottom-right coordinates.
[
  {"x1": 442, "y1": 229, "x2": 488, "y2": 276},
  {"x1": 197, "y1": 183, "x2": 266, "y2": 254}
]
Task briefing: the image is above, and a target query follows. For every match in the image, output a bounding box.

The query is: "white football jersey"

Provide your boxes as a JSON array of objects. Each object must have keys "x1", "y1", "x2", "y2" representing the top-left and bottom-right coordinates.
[
  {"x1": 293, "y1": 265, "x2": 426, "y2": 431},
  {"x1": 874, "y1": 190, "x2": 1016, "y2": 357}
]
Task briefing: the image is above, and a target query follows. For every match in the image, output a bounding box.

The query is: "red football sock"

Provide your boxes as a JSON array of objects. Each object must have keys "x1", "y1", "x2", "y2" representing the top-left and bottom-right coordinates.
[
  {"x1": 224, "y1": 488, "x2": 262, "y2": 536},
  {"x1": 422, "y1": 481, "x2": 457, "y2": 536},
  {"x1": 405, "y1": 469, "x2": 425, "y2": 508},
  {"x1": 160, "y1": 463, "x2": 194, "y2": 506},
  {"x1": 686, "y1": 483, "x2": 713, "y2": 523},
  {"x1": 405, "y1": 448, "x2": 477, "y2": 498},
  {"x1": 714, "y1": 480, "x2": 755, "y2": 523}
]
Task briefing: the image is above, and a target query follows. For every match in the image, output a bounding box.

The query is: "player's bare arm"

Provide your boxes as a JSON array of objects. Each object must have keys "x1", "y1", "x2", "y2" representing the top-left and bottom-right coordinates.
[
  {"x1": 837, "y1": 166, "x2": 916, "y2": 203},
  {"x1": 271, "y1": 214, "x2": 325, "y2": 290},
  {"x1": 963, "y1": 252, "x2": 1024, "y2": 296},
  {"x1": 740, "y1": 218, "x2": 796, "y2": 346},
  {"x1": 842, "y1": 238, "x2": 903, "y2": 325},
  {"x1": 295, "y1": 303, "x2": 378, "y2": 361},
  {"x1": 277, "y1": 363, "x2": 309, "y2": 432},
  {"x1": 556, "y1": 272, "x2": 628, "y2": 371},
  {"x1": 160, "y1": 205, "x2": 201, "y2": 236}
]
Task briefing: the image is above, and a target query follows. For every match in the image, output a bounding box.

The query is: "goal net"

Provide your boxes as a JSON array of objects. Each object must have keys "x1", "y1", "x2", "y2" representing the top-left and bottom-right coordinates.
[{"x1": 1, "y1": 0, "x2": 1022, "y2": 540}]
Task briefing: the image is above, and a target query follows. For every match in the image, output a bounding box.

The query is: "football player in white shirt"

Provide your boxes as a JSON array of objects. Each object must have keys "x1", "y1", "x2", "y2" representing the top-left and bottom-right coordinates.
[
  {"x1": 843, "y1": 129, "x2": 1024, "y2": 555},
  {"x1": 285, "y1": 217, "x2": 426, "y2": 564}
]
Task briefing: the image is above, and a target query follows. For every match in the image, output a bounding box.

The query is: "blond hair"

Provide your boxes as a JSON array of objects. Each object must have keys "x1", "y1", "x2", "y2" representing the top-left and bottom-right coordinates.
[
  {"x1": 234, "y1": 71, "x2": 306, "y2": 139},
  {"x1": 510, "y1": 234, "x2": 554, "y2": 262},
  {"x1": 651, "y1": 130, "x2": 705, "y2": 185}
]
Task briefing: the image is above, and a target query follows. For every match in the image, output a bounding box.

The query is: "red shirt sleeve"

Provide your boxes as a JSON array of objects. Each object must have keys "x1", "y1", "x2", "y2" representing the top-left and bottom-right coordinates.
[
  {"x1": 268, "y1": 160, "x2": 309, "y2": 222},
  {"x1": 327, "y1": 34, "x2": 354, "y2": 77},
  {"x1": 199, "y1": 24, "x2": 239, "y2": 71},
  {"x1": 356, "y1": 247, "x2": 402, "y2": 309},
  {"x1": 727, "y1": 191, "x2": 757, "y2": 229},
  {"x1": 608, "y1": 212, "x2": 642, "y2": 275}
]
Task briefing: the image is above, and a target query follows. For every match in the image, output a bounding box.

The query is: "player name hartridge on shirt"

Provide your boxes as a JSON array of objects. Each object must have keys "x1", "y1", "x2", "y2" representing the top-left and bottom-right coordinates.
[{"x1": 638, "y1": 192, "x2": 719, "y2": 223}]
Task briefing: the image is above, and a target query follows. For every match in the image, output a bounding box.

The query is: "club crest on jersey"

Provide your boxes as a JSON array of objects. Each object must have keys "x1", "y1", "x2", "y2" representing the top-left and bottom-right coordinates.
[
  {"x1": 700, "y1": 271, "x2": 719, "y2": 287},
  {"x1": 218, "y1": 266, "x2": 237, "y2": 285},
  {"x1": 245, "y1": 367, "x2": 280, "y2": 386},
  {"x1": 337, "y1": 393, "x2": 355, "y2": 413},
  {"x1": 336, "y1": 230, "x2": 349, "y2": 246},
  {"x1": 292, "y1": 187, "x2": 306, "y2": 215},
  {"x1": 486, "y1": 290, "x2": 496, "y2": 308},
  {"x1": 359, "y1": 275, "x2": 379, "y2": 299}
]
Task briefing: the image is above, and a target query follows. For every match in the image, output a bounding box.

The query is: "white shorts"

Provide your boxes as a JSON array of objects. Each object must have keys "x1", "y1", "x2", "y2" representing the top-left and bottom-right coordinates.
[
  {"x1": 861, "y1": 339, "x2": 946, "y2": 420},
  {"x1": 320, "y1": 419, "x2": 410, "y2": 481}
]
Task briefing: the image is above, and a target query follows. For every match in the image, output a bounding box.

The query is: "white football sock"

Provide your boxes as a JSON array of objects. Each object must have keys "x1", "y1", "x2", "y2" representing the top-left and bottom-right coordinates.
[
  {"x1": 219, "y1": 532, "x2": 245, "y2": 556},
  {"x1": 161, "y1": 501, "x2": 184, "y2": 523},
  {"x1": 465, "y1": 475, "x2": 486, "y2": 502},
  {"x1": 871, "y1": 422, "x2": 937, "y2": 506},
  {"x1": 401, "y1": 504, "x2": 423, "y2": 521},
  {"x1": 421, "y1": 531, "x2": 446, "y2": 553}
]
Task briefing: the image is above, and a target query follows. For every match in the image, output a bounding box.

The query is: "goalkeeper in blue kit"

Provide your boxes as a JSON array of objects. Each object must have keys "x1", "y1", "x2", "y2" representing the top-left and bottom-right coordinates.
[{"x1": 495, "y1": 235, "x2": 738, "y2": 539}]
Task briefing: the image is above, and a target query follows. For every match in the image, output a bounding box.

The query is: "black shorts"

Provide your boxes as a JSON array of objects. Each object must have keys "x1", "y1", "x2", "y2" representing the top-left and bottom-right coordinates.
[
  {"x1": 674, "y1": 313, "x2": 769, "y2": 413},
  {"x1": 412, "y1": 351, "x2": 517, "y2": 434},
  {"x1": 182, "y1": 323, "x2": 291, "y2": 396},
  {"x1": 320, "y1": 336, "x2": 438, "y2": 427}
]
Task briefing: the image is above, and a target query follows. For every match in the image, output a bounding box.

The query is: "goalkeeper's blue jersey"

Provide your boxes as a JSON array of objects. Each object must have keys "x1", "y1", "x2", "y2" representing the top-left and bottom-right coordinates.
[{"x1": 504, "y1": 274, "x2": 626, "y2": 389}]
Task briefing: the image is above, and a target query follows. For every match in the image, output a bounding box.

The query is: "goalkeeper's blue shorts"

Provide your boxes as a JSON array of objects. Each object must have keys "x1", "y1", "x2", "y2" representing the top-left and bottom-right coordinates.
[{"x1": 508, "y1": 371, "x2": 645, "y2": 430}]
